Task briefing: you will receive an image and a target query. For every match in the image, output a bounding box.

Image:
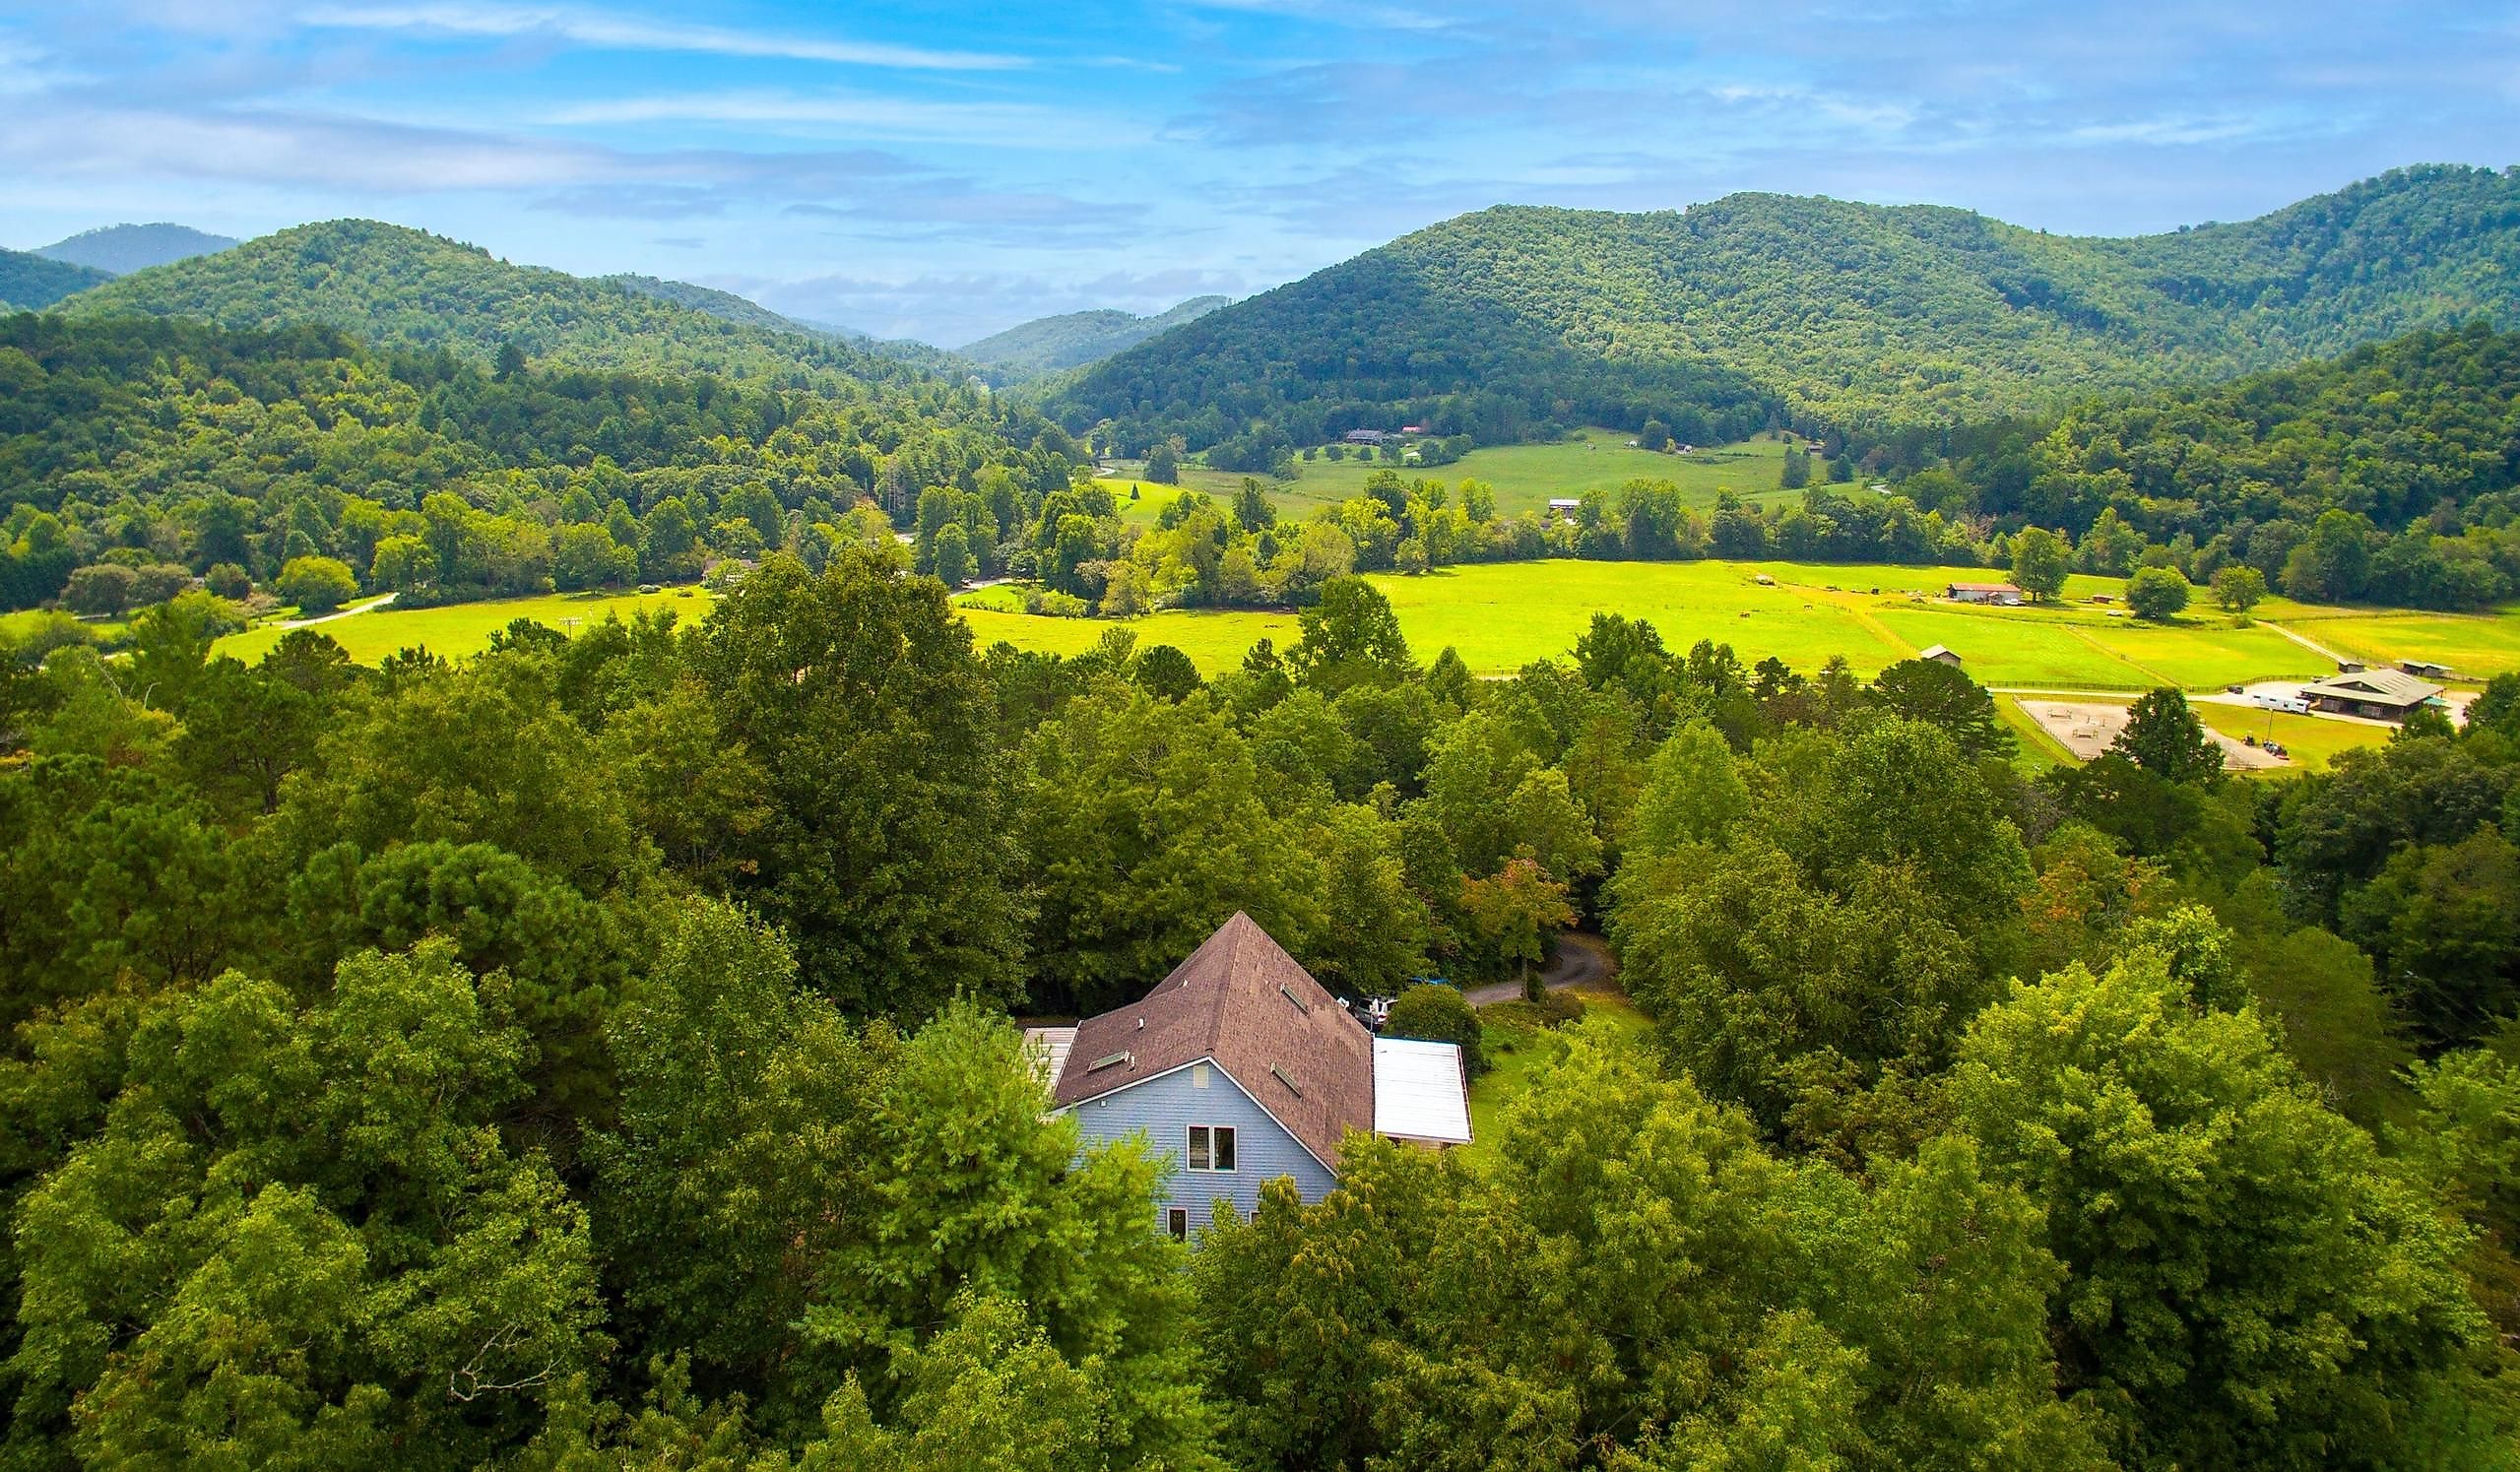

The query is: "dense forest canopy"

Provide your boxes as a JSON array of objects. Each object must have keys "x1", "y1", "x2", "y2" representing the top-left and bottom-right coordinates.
[
  {"x1": 0, "y1": 313, "x2": 1079, "y2": 614},
  {"x1": 1059, "y1": 164, "x2": 2520, "y2": 460},
  {"x1": 0, "y1": 250, "x2": 110, "y2": 314},
  {"x1": 4, "y1": 550, "x2": 2520, "y2": 1464}
]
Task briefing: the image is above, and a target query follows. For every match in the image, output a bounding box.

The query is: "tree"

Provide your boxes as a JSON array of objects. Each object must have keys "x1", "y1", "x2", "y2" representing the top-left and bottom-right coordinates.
[
  {"x1": 690, "y1": 550, "x2": 1026, "y2": 1020},
  {"x1": 1639, "y1": 418, "x2": 1672, "y2": 451},
  {"x1": 550, "y1": 522, "x2": 636, "y2": 592},
  {"x1": 2212, "y1": 563, "x2": 2267, "y2": 613},
  {"x1": 2112, "y1": 687, "x2": 2223, "y2": 785},
  {"x1": 1780, "y1": 441, "x2": 1811, "y2": 489},
  {"x1": 930, "y1": 521, "x2": 973, "y2": 588},
  {"x1": 2339, "y1": 824, "x2": 2520, "y2": 1044},
  {"x1": 1383, "y1": 983, "x2": 1484, "y2": 1075},
  {"x1": 1628, "y1": 719, "x2": 1749, "y2": 856},
  {"x1": 1144, "y1": 439, "x2": 1182, "y2": 485},
  {"x1": 276, "y1": 554, "x2": 359, "y2": 614},
  {"x1": 2124, "y1": 565, "x2": 2191, "y2": 620},
  {"x1": 1458, "y1": 855, "x2": 1575, "y2": 990},
  {"x1": 1870, "y1": 657, "x2": 2012, "y2": 758},
  {"x1": 1287, "y1": 577, "x2": 1412, "y2": 694},
  {"x1": 2011, "y1": 526, "x2": 2070, "y2": 602},
  {"x1": 1019, "y1": 685, "x2": 1324, "y2": 1015},
  {"x1": 1131, "y1": 643, "x2": 1201, "y2": 702},
  {"x1": 1951, "y1": 953, "x2": 2488, "y2": 1467},
  {"x1": 60, "y1": 562, "x2": 139, "y2": 616}
]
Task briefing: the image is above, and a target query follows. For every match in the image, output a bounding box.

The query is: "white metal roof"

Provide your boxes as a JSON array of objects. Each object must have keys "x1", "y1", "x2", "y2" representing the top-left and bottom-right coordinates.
[{"x1": 1372, "y1": 1037, "x2": 1472, "y2": 1145}]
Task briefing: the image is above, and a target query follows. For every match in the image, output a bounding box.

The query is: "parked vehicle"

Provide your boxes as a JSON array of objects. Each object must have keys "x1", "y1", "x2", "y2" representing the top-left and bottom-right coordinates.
[{"x1": 2250, "y1": 691, "x2": 2310, "y2": 715}]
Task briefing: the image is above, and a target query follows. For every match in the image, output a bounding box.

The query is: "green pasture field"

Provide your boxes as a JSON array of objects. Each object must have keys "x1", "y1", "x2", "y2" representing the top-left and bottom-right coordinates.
[
  {"x1": 1108, "y1": 429, "x2": 1812, "y2": 523},
  {"x1": 960, "y1": 605, "x2": 1298, "y2": 670},
  {"x1": 2264, "y1": 608, "x2": 2520, "y2": 680},
  {"x1": 1376, "y1": 560, "x2": 1907, "y2": 673},
  {"x1": 215, "y1": 587, "x2": 714, "y2": 665}
]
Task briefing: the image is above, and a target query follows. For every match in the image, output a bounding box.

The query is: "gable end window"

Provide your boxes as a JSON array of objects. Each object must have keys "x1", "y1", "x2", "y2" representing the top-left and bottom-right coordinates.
[{"x1": 1189, "y1": 1124, "x2": 1237, "y2": 1172}]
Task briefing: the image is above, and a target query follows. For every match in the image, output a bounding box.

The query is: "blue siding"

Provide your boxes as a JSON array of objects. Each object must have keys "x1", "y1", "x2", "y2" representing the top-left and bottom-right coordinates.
[{"x1": 1064, "y1": 1060, "x2": 1336, "y2": 1231}]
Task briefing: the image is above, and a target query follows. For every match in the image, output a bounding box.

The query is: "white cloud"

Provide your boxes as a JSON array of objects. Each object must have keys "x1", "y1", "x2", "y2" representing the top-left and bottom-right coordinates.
[{"x1": 297, "y1": 3, "x2": 1029, "y2": 70}]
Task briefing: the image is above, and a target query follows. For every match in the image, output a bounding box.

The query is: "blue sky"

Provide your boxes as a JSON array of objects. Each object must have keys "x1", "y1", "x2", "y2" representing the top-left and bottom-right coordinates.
[{"x1": 1, "y1": 1, "x2": 2515, "y2": 346}]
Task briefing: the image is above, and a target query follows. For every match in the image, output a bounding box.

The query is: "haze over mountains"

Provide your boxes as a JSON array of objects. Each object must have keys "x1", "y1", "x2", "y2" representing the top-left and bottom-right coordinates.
[
  {"x1": 956, "y1": 296, "x2": 1232, "y2": 381},
  {"x1": 36, "y1": 224, "x2": 237, "y2": 276}
]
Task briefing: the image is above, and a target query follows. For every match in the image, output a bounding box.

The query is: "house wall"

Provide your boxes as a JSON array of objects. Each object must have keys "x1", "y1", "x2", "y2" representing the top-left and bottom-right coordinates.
[{"x1": 1063, "y1": 1061, "x2": 1337, "y2": 1233}]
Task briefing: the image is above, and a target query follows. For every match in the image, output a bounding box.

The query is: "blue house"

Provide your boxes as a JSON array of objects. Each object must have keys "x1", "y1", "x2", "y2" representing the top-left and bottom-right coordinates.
[{"x1": 1033, "y1": 913, "x2": 1470, "y2": 1241}]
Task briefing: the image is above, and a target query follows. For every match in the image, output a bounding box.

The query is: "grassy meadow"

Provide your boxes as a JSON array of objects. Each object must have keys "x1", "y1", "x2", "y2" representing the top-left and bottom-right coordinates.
[
  {"x1": 1108, "y1": 428, "x2": 1813, "y2": 523},
  {"x1": 215, "y1": 587, "x2": 714, "y2": 665},
  {"x1": 1464, "y1": 991, "x2": 1655, "y2": 1160}
]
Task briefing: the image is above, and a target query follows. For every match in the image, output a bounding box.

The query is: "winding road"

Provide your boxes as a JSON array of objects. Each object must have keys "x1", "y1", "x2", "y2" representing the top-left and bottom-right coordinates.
[{"x1": 1462, "y1": 932, "x2": 1618, "y2": 1005}]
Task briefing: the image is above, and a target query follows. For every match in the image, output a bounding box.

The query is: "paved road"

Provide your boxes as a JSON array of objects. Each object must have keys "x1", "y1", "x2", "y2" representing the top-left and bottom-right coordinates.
[{"x1": 1462, "y1": 931, "x2": 1617, "y2": 1005}]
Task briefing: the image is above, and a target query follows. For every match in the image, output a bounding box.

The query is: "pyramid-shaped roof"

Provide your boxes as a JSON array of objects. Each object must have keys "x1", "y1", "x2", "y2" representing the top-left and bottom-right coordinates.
[{"x1": 1051, "y1": 913, "x2": 1375, "y2": 1168}]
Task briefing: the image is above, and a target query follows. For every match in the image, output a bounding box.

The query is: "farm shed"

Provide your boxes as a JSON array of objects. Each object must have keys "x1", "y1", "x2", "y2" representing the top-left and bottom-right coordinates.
[
  {"x1": 1918, "y1": 644, "x2": 1963, "y2": 666},
  {"x1": 1947, "y1": 581, "x2": 2024, "y2": 606},
  {"x1": 2298, "y1": 668, "x2": 2447, "y2": 722}
]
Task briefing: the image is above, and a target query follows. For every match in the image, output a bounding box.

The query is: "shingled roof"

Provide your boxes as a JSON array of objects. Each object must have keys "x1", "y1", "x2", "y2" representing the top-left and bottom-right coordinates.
[{"x1": 1051, "y1": 912, "x2": 1374, "y2": 1169}]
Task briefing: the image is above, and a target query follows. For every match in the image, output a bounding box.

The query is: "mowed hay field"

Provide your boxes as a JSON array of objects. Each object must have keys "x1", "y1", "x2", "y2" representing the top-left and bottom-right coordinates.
[{"x1": 216, "y1": 587, "x2": 715, "y2": 665}]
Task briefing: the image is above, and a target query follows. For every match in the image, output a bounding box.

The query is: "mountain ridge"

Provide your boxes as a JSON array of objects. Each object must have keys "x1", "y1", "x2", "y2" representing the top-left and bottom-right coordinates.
[
  {"x1": 53, "y1": 219, "x2": 907, "y2": 385},
  {"x1": 958, "y1": 294, "x2": 1233, "y2": 380},
  {"x1": 35, "y1": 223, "x2": 238, "y2": 276},
  {"x1": 1052, "y1": 163, "x2": 2520, "y2": 460}
]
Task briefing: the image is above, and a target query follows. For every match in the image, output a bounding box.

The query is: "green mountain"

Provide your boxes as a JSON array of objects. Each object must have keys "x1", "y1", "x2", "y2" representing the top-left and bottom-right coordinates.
[
  {"x1": 0, "y1": 249, "x2": 112, "y2": 311},
  {"x1": 1057, "y1": 163, "x2": 2520, "y2": 462},
  {"x1": 601, "y1": 275, "x2": 978, "y2": 380},
  {"x1": 959, "y1": 295, "x2": 1231, "y2": 380},
  {"x1": 54, "y1": 220, "x2": 900, "y2": 383},
  {"x1": 35, "y1": 223, "x2": 237, "y2": 275}
]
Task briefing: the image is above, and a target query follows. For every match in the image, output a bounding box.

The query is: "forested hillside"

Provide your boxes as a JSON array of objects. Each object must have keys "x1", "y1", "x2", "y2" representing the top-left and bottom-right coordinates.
[
  {"x1": 1915, "y1": 320, "x2": 2520, "y2": 608},
  {"x1": 0, "y1": 314, "x2": 1077, "y2": 612},
  {"x1": 51, "y1": 220, "x2": 913, "y2": 383},
  {"x1": 1061, "y1": 164, "x2": 2520, "y2": 460},
  {"x1": 0, "y1": 249, "x2": 110, "y2": 312},
  {"x1": 4, "y1": 555, "x2": 2518, "y2": 1464},
  {"x1": 959, "y1": 294, "x2": 1231, "y2": 380},
  {"x1": 33, "y1": 223, "x2": 237, "y2": 275}
]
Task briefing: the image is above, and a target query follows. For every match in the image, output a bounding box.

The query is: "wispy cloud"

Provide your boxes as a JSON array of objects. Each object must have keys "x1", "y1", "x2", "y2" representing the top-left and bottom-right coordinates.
[
  {"x1": 297, "y1": 3, "x2": 1029, "y2": 71},
  {"x1": 538, "y1": 90, "x2": 1143, "y2": 148}
]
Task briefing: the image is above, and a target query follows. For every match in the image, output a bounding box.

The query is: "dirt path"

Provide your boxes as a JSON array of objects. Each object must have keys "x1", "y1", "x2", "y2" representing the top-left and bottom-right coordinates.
[
  {"x1": 2259, "y1": 619, "x2": 2348, "y2": 668},
  {"x1": 1463, "y1": 932, "x2": 1618, "y2": 1005},
  {"x1": 272, "y1": 592, "x2": 398, "y2": 629}
]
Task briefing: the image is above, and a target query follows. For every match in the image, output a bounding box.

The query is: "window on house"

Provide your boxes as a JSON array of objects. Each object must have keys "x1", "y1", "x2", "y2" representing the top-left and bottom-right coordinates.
[
  {"x1": 1188, "y1": 1124, "x2": 1237, "y2": 1172},
  {"x1": 1166, "y1": 1207, "x2": 1188, "y2": 1241}
]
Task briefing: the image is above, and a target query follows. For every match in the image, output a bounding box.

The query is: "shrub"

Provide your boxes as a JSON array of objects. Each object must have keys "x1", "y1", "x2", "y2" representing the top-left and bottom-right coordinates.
[
  {"x1": 1385, "y1": 983, "x2": 1485, "y2": 1077},
  {"x1": 274, "y1": 555, "x2": 359, "y2": 614},
  {"x1": 204, "y1": 561, "x2": 252, "y2": 599}
]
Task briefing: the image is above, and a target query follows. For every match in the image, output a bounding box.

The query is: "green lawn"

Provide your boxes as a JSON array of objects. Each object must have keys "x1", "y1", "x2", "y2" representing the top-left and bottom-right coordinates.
[
  {"x1": 960, "y1": 605, "x2": 1299, "y2": 669},
  {"x1": 2192, "y1": 703, "x2": 2394, "y2": 773},
  {"x1": 1462, "y1": 989, "x2": 1653, "y2": 1160},
  {"x1": 215, "y1": 587, "x2": 714, "y2": 665}
]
